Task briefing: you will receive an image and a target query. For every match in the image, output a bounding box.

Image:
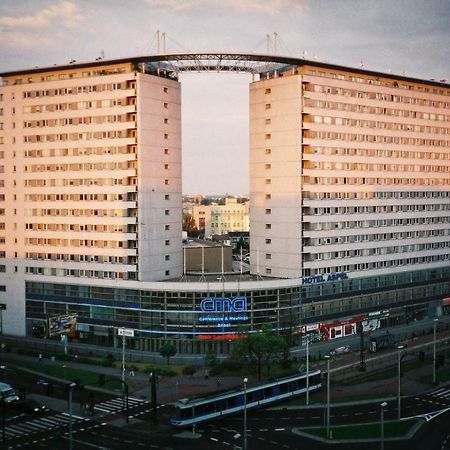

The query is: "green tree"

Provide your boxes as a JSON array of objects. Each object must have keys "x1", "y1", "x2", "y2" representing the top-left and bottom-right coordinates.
[
  {"x1": 182, "y1": 213, "x2": 198, "y2": 237},
  {"x1": 233, "y1": 324, "x2": 287, "y2": 380},
  {"x1": 159, "y1": 342, "x2": 177, "y2": 366}
]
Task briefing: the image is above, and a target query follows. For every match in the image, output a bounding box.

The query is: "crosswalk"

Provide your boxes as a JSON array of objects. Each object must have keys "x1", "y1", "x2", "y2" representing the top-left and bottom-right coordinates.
[
  {"x1": 428, "y1": 387, "x2": 450, "y2": 401},
  {"x1": 4, "y1": 397, "x2": 148, "y2": 441},
  {"x1": 4, "y1": 412, "x2": 87, "y2": 439},
  {"x1": 93, "y1": 396, "x2": 148, "y2": 414}
]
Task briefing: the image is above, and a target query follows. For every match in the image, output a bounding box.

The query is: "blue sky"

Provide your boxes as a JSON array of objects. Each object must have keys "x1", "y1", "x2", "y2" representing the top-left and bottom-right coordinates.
[{"x1": 1, "y1": 0, "x2": 449, "y2": 194}]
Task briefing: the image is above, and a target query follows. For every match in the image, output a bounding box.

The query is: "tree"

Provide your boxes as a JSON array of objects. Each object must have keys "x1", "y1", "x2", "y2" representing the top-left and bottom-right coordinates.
[
  {"x1": 182, "y1": 213, "x2": 198, "y2": 237},
  {"x1": 233, "y1": 324, "x2": 288, "y2": 380},
  {"x1": 160, "y1": 342, "x2": 177, "y2": 366}
]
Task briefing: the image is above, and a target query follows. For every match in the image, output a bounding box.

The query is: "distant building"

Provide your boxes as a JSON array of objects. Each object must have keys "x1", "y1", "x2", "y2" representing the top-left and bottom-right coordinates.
[{"x1": 190, "y1": 197, "x2": 249, "y2": 237}]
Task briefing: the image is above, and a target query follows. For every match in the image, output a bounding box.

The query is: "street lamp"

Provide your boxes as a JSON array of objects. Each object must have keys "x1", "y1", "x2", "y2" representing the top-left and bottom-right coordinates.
[
  {"x1": 433, "y1": 318, "x2": 438, "y2": 385},
  {"x1": 397, "y1": 345, "x2": 404, "y2": 421},
  {"x1": 306, "y1": 336, "x2": 310, "y2": 406},
  {"x1": 243, "y1": 377, "x2": 248, "y2": 450},
  {"x1": 380, "y1": 401, "x2": 387, "y2": 450},
  {"x1": 324, "y1": 355, "x2": 331, "y2": 438},
  {"x1": 68, "y1": 382, "x2": 76, "y2": 450}
]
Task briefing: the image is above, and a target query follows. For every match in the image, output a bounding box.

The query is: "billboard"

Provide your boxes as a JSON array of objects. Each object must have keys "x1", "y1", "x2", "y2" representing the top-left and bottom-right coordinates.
[{"x1": 48, "y1": 314, "x2": 77, "y2": 337}]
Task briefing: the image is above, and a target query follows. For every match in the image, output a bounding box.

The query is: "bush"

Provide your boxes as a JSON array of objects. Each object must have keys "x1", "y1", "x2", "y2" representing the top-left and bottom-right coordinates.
[
  {"x1": 182, "y1": 365, "x2": 197, "y2": 376},
  {"x1": 100, "y1": 357, "x2": 115, "y2": 367},
  {"x1": 219, "y1": 358, "x2": 243, "y2": 372}
]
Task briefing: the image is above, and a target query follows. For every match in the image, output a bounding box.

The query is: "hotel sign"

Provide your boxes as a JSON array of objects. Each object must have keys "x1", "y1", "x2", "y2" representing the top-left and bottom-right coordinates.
[{"x1": 302, "y1": 272, "x2": 348, "y2": 284}]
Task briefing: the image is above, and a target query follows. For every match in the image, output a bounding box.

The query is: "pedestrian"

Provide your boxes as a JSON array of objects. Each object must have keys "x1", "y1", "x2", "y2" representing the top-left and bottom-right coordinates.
[
  {"x1": 217, "y1": 378, "x2": 221, "y2": 387},
  {"x1": 38, "y1": 353, "x2": 42, "y2": 362},
  {"x1": 204, "y1": 370, "x2": 209, "y2": 380},
  {"x1": 129, "y1": 369, "x2": 135, "y2": 377}
]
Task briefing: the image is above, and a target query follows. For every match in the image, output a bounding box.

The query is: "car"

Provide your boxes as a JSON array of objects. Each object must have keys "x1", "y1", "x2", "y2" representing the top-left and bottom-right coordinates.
[{"x1": 12, "y1": 398, "x2": 47, "y2": 414}]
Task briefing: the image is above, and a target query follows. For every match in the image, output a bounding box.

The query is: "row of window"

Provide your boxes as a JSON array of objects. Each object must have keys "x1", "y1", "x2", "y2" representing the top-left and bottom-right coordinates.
[
  {"x1": 306, "y1": 216, "x2": 450, "y2": 230},
  {"x1": 307, "y1": 83, "x2": 450, "y2": 108},
  {"x1": 24, "y1": 193, "x2": 138, "y2": 202},
  {"x1": 305, "y1": 69, "x2": 448, "y2": 96},
  {"x1": 304, "y1": 161, "x2": 450, "y2": 172},
  {"x1": 24, "y1": 161, "x2": 136, "y2": 172},
  {"x1": 22, "y1": 82, "x2": 128, "y2": 98},
  {"x1": 308, "y1": 114, "x2": 449, "y2": 134},
  {"x1": 24, "y1": 129, "x2": 137, "y2": 143},
  {"x1": 24, "y1": 145, "x2": 136, "y2": 158},
  {"x1": 304, "y1": 176, "x2": 449, "y2": 186},
  {"x1": 305, "y1": 130, "x2": 449, "y2": 147},
  {"x1": 24, "y1": 177, "x2": 136, "y2": 187},
  {"x1": 306, "y1": 228, "x2": 450, "y2": 245},
  {"x1": 25, "y1": 223, "x2": 139, "y2": 232},
  {"x1": 23, "y1": 114, "x2": 134, "y2": 128},
  {"x1": 307, "y1": 241, "x2": 450, "y2": 259},
  {"x1": 303, "y1": 191, "x2": 449, "y2": 200},
  {"x1": 303, "y1": 253, "x2": 450, "y2": 274},
  {"x1": 305, "y1": 146, "x2": 449, "y2": 160},
  {"x1": 306, "y1": 204, "x2": 450, "y2": 215},
  {"x1": 304, "y1": 98, "x2": 449, "y2": 121},
  {"x1": 25, "y1": 266, "x2": 171, "y2": 279}
]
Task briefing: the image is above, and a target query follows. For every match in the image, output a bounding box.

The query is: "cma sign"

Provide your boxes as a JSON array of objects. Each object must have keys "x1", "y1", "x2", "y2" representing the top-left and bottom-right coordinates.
[{"x1": 200, "y1": 296, "x2": 248, "y2": 313}]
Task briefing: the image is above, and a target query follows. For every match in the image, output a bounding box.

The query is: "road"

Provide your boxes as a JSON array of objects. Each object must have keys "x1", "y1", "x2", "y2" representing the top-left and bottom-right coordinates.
[{"x1": 4, "y1": 385, "x2": 450, "y2": 449}]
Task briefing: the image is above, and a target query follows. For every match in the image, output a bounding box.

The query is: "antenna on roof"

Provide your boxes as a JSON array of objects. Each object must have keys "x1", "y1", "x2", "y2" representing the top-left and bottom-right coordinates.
[{"x1": 359, "y1": 58, "x2": 364, "y2": 68}]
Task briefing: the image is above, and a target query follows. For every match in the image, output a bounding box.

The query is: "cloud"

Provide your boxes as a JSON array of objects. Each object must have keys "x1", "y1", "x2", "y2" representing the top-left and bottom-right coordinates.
[
  {"x1": 143, "y1": 0, "x2": 304, "y2": 16},
  {"x1": 0, "y1": 1, "x2": 83, "y2": 30}
]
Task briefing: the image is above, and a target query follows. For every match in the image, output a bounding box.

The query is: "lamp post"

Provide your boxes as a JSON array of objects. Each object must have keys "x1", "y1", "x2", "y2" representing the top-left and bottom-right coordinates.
[
  {"x1": 243, "y1": 377, "x2": 248, "y2": 450},
  {"x1": 433, "y1": 318, "x2": 438, "y2": 385},
  {"x1": 68, "y1": 382, "x2": 76, "y2": 450},
  {"x1": 306, "y1": 336, "x2": 310, "y2": 406},
  {"x1": 121, "y1": 327, "x2": 126, "y2": 385},
  {"x1": 380, "y1": 401, "x2": 387, "y2": 450},
  {"x1": 324, "y1": 355, "x2": 331, "y2": 438},
  {"x1": 397, "y1": 345, "x2": 404, "y2": 421}
]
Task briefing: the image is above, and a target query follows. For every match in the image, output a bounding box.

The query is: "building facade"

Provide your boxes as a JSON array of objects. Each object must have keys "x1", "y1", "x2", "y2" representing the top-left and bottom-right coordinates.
[
  {"x1": 0, "y1": 60, "x2": 183, "y2": 335},
  {"x1": 0, "y1": 55, "x2": 449, "y2": 354},
  {"x1": 250, "y1": 64, "x2": 450, "y2": 281}
]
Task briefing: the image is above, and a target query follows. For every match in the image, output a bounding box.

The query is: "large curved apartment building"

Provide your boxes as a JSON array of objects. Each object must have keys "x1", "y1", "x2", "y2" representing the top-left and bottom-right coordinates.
[{"x1": 0, "y1": 55, "x2": 449, "y2": 354}]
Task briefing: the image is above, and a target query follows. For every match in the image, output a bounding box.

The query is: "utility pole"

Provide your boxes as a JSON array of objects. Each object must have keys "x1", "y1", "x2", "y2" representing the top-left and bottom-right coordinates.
[
  {"x1": 150, "y1": 371, "x2": 158, "y2": 425},
  {"x1": 359, "y1": 322, "x2": 366, "y2": 371}
]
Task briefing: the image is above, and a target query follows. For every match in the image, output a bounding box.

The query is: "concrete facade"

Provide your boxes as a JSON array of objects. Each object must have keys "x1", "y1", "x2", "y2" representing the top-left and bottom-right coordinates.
[{"x1": 250, "y1": 65, "x2": 450, "y2": 280}]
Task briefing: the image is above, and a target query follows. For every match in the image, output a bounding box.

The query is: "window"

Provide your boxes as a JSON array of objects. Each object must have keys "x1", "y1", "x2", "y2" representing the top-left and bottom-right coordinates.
[
  {"x1": 265, "y1": 148, "x2": 271, "y2": 155},
  {"x1": 165, "y1": 209, "x2": 170, "y2": 215},
  {"x1": 265, "y1": 118, "x2": 271, "y2": 125},
  {"x1": 265, "y1": 164, "x2": 271, "y2": 170},
  {"x1": 165, "y1": 224, "x2": 170, "y2": 230},
  {"x1": 265, "y1": 253, "x2": 271, "y2": 259},
  {"x1": 164, "y1": 164, "x2": 169, "y2": 170},
  {"x1": 265, "y1": 268, "x2": 272, "y2": 274},
  {"x1": 265, "y1": 238, "x2": 271, "y2": 244},
  {"x1": 163, "y1": 87, "x2": 168, "y2": 93},
  {"x1": 164, "y1": 179, "x2": 169, "y2": 185},
  {"x1": 265, "y1": 179, "x2": 271, "y2": 185},
  {"x1": 265, "y1": 88, "x2": 271, "y2": 94},
  {"x1": 265, "y1": 194, "x2": 271, "y2": 199},
  {"x1": 165, "y1": 239, "x2": 170, "y2": 246},
  {"x1": 164, "y1": 133, "x2": 168, "y2": 139},
  {"x1": 164, "y1": 118, "x2": 169, "y2": 124},
  {"x1": 265, "y1": 209, "x2": 271, "y2": 214},
  {"x1": 165, "y1": 270, "x2": 170, "y2": 276},
  {"x1": 165, "y1": 255, "x2": 170, "y2": 261},
  {"x1": 164, "y1": 148, "x2": 169, "y2": 155},
  {"x1": 265, "y1": 104, "x2": 271, "y2": 110},
  {"x1": 265, "y1": 223, "x2": 272, "y2": 229},
  {"x1": 165, "y1": 194, "x2": 170, "y2": 200},
  {"x1": 265, "y1": 133, "x2": 271, "y2": 139},
  {"x1": 163, "y1": 102, "x2": 168, "y2": 109}
]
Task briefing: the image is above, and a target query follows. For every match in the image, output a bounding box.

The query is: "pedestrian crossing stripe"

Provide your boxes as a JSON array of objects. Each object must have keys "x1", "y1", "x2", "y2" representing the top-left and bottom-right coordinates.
[
  {"x1": 429, "y1": 388, "x2": 450, "y2": 399},
  {"x1": 4, "y1": 413, "x2": 87, "y2": 438}
]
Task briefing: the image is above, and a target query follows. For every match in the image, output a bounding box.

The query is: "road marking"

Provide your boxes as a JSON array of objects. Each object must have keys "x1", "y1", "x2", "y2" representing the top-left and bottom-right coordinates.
[
  {"x1": 210, "y1": 437, "x2": 219, "y2": 442},
  {"x1": 275, "y1": 428, "x2": 285, "y2": 431}
]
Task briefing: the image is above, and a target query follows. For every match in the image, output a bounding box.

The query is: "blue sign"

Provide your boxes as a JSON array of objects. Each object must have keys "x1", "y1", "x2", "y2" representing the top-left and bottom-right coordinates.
[
  {"x1": 302, "y1": 272, "x2": 348, "y2": 285},
  {"x1": 200, "y1": 296, "x2": 247, "y2": 313},
  {"x1": 199, "y1": 296, "x2": 249, "y2": 328}
]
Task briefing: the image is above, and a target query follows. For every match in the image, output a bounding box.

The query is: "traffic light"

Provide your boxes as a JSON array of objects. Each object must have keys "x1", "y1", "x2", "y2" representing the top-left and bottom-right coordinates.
[{"x1": 418, "y1": 351, "x2": 425, "y2": 362}]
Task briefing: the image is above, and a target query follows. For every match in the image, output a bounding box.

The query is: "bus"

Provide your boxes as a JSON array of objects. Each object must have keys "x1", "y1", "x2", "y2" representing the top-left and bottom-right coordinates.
[{"x1": 170, "y1": 369, "x2": 321, "y2": 427}]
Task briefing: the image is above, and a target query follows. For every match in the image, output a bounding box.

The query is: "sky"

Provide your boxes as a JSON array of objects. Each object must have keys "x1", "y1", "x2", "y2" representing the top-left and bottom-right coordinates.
[{"x1": 1, "y1": 0, "x2": 449, "y2": 195}]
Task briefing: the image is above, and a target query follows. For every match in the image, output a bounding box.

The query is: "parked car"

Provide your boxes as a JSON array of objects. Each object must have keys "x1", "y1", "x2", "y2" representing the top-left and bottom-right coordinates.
[{"x1": 12, "y1": 398, "x2": 47, "y2": 414}]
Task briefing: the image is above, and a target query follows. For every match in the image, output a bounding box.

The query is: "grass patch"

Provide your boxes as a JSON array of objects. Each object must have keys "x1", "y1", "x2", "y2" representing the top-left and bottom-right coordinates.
[
  {"x1": 2, "y1": 356, "x2": 122, "y2": 390},
  {"x1": 304, "y1": 419, "x2": 419, "y2": 440}
]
